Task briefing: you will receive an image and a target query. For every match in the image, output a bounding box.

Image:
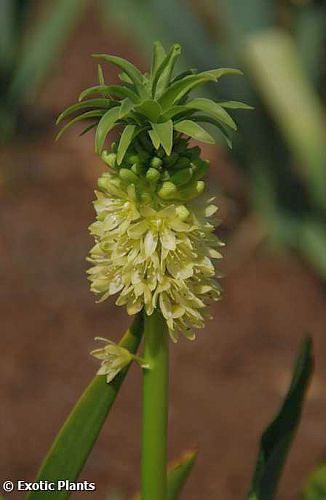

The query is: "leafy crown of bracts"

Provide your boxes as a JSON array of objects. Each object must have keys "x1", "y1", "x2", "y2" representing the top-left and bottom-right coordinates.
[{"x1": 56, "y1": 41, "x2": 252, "y2": 160}]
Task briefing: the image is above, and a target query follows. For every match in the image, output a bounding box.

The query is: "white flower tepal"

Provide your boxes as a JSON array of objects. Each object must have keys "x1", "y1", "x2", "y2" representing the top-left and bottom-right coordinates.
[{"x1": 87, "y1": 171, "x2": 223, "y2": 342}]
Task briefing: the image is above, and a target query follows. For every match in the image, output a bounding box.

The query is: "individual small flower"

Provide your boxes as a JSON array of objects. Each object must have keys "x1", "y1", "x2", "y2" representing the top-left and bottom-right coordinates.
[
  {"x1": 91, "y1": 337, "x2": 148, "y2": 383},
  {"x1": 87, "y1": 165, "x2": 224, "y2": 342}
]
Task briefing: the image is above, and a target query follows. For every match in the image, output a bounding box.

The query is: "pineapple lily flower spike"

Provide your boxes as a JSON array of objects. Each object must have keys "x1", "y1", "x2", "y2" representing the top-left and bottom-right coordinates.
[
  {"x1": 57, "y1": 41, "x2": 251, "y2": 342},
  {"x1": 57, "y1": 41, "x2": 251, "y2": 500}
]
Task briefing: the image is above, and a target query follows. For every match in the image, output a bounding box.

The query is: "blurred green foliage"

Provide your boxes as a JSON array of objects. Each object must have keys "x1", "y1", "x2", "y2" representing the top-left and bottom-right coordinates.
[{"x1": 0, "y1": 0, "x2": 86, "y2": 139}]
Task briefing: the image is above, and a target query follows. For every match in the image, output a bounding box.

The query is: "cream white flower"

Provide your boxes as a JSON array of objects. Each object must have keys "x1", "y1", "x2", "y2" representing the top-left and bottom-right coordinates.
[
  {"x1": 91, "y1": 337, "x2": 148, "y2": 383},
  {"x1": 87, "y1": 172, "x2": 223, "y2": 342}
]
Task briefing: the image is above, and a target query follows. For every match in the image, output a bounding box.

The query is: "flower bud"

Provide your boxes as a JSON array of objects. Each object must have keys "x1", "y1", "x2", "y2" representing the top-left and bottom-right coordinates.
[
  {"x1": 173, "y1": 156, "x2": 191, "y2": 170},
  {"x1": 150, "y1": 156, "x2": 163, "y2": 170},
  {"x1": 102, "y1": 151, "x2": 117, "y2": 168},
  {"x1": 176, "y1": 180, "x2": 205, "y2": 201},
  {"x1": 125, "y1": 153, "x2": 140, "y2": 165},
  {"x1": 175, "y1": 205, "x2": 190, "y2": 221},
  {"x1": 158, "y1": 181, "x2": 177, "y2": 199},
  {"x1": 192, "y1": 159, "x2": 209, "y2": 180},
  {"x1": 146, "y1": 168, "x2": 160, "y2": 183},
  {"x1": 131, "y1": 163, "x2": 146, "y2": 176},
  {"x1": 119, "y1": 168, "x2": 139, "y2": 184},
  {"x1": 170, "y1": 167, "x2": 193, "y2": 186}
]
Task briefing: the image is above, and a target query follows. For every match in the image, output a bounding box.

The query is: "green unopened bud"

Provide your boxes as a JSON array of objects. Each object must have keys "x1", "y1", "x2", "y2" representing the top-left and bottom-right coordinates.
[
  {"x1": 146, "y1": 167, "x2": 160, "y2": 183},
  {"x1": 131, "y1": 163, "x2": 146, "y2": 176},
  {"x1": 150, "y1": 156, "x2": 163, "y2": 169},
  {"x1": 97, "y1": 173, "x2": 122, "y2": 192},
  {"x1": 158, "y1": 181, "x2": 177, "y2": 200},
  {"x1": 176, "y1": 205, "x2": 190, "y2": 221},
  {"x1": 102, "y1": 151, "x2": 117, "y2": 168},
  {"x1": 125, "y1": 153, "x2": 139, "y2": 165},
  {"x1": 140, "y1": 191, "x2": 152, "y2": 204},
  {"x1": 119, "y1": 168, "x2": 139, "y2": 184},
  {"x1": 170, "y1": 167, "x2": 193, "y2": 186},
  {"x1": 160, "y1": 170, "x2": 171, "y2": 181},
  {"x1": 174, "y1": 156, "x2": 191, "y2": 170},
  {"x1": 177, "y1": 180, "x2": 205, "y2": 201},
  {"x1": 97, "y1": 176, "x2": 110, "y2": 191},
  {"x1": 192, "y1": 159, "x2": 209, "y2": 180}
]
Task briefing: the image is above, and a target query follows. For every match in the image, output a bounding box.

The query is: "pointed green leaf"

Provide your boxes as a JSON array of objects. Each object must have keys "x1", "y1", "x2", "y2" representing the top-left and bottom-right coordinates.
[
  {"x1": 27, "y1": 314, "x2": 143, "y2": 500},
  {"x1": 117, "y1": 125, "x2": 136, "y2": 165},
  {"x1": 95, "y1": 107, "x2": 121, "y2": 154},
  {"x1": 190, "y1": 115, "x2": 233, "y2": 148},
  {"x1": 148, "y1": 128, "x2": 161, "y2": 149},
  {"x1": 151, "y1": 41, "x2": 167, "y2": 81},
  {"x1": 174, "y1": 120, "x2": 215, "y2": 144},
  {"x1": 56, "y1": 110, "x2": 104, "y2": 141},
  {"x1": 56, "y1": 99, "x2": 112, "y2": 124},
  {"x1": 79, "y1": 85, "x2": 139, "y2": 103},
  {"x1": 158, "y1": 68, "x2": 242, "y2": 111},
  {"x1": 171, "y1": 68, "x2": 197, "y2": 84},
  {"x1": 97, "y1": 64, "x2": 105, "y2": 85},
  {"x1": 151, "y1": 120, "x2": 173, "y2": 155},
  {"x1": 247, "y1": 336, "x2": 313, "y2": 500},
  {"x1": 79, "y1": 122, "x2": 97, "y2": 137},
  {"x1": 186, "y1": 98, "x2": 237, "y2": 130},
  {"x1": 152, "y1": 43, "x2": 182, "y2": 97},
  {"x1": 160, "y1": 105, "x2": 192, "y2": 120},
  {"x1": 158, "y1": 74, "x2": 217, "y2": 111},
  {"x1": 119, "y1": 98, "x2": 134, "y2": 118},
  {"x1": 134, "y1": 99, "x2": 162, "y2": 122},
  {"x1": 93, "y1": 54, "x2": 148, "y2": 98},
  {"x1": 218, "y1": 100, "x2": 254, "y2": 110},
  {"x1": 303, "y1": 463, "x2": 326, "y2": 500},
  {"x1": 134, "y1": 449, "x2": 198, "y2": 500},
  {"x1": 167, "y1": 449, "x2": 198, "y2": 500},
  {"x1": 205, "y1": 67, "x2": 243, "y2": 79}
]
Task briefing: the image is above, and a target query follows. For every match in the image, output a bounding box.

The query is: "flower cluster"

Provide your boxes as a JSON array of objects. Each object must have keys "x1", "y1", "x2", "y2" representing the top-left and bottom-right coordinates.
[{"x1": 87, "y1": 156, "x2": 223, "y2": 341}]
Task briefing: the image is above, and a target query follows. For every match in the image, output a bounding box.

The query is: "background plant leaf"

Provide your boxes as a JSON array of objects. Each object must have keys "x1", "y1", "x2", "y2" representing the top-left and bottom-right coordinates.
[
  {"x1": 303, "y1": 463, "x2": 326, "y2": 500},
  {"x1": 27, "y1": 314, "x2": 143, "y2": 500},
  {"x1": 247, "y1": 336, "x2": 314, "y2": 500},
  {"x1": 167, "y1": 449, "x2": 198, "y2": 500}
]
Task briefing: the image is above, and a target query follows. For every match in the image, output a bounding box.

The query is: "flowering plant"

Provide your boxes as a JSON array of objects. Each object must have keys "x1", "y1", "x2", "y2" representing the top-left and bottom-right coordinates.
[{"x1": 26, "y1": 43, "x2": 315, "y2": 500}]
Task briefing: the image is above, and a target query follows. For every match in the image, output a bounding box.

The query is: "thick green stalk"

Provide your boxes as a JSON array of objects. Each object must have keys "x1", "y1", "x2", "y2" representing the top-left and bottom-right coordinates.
[{"x1": 141, "y1": 310, "x2": 169, "y2": 500}]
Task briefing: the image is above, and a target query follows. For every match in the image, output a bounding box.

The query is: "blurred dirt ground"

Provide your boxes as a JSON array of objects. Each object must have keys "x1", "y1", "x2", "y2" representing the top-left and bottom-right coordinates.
[{"x1": 0, "y1": 11, "x2": 325, "y2": 500}]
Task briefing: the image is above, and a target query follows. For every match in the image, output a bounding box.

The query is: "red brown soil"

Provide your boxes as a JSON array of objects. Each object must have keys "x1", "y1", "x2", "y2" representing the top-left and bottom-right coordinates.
[{"x1": 0, "y1": 9, "x2": 325, "y2": 500}]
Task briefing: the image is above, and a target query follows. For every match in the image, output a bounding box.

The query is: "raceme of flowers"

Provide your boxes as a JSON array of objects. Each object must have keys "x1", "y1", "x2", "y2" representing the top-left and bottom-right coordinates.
[{"x1": 87, "y1": 167, "x2": 224, "y2": 342}]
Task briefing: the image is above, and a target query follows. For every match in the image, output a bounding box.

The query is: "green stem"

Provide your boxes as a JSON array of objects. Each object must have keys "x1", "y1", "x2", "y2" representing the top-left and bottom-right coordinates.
[{"x1": 141, "y1": 310, "x2": 169, "y2": 500}]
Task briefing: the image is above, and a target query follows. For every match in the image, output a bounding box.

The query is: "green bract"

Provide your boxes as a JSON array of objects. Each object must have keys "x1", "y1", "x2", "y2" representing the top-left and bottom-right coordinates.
[{"x1": 56, "y1": 41, "x2": 251, "y2": 160}]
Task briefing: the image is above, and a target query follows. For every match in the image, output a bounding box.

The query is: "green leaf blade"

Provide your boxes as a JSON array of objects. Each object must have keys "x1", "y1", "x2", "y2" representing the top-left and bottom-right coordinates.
[
  {"x1": 247, "y1": 336, "x2": 314, "y2": 500},
  {"x1": 174, "y1": 120, "x2": 215, "y2": 144},
  {"x1": 56, "y1": 99, "x2": 112, "y2": 124},
  {"x1": 93, "y1": 54, "x2": 148, "y2": 99},
  {"x1": 27, "y1": 314, "x2": 143, "y2": 500},
  {"x1": 186, "y1": 98, "x2": 237, "y2": 130},
  {"x1": 117, "y1": 125, "x2": 136, "y2": 165},
  {"x1": 167, "y1": 449, "x2": 198, "y2": 500},
  {"x1": 56, "y1": 110, "x2": 104, "y2": 141},
  {"x1": 151, "y1": 120, "x2": 173, "y2": 155},
  {"x1": 148, "y1": 128, "x2": 161, "y2": 149},
  {"x1": 95, "y1": 107, "x2": 121, "y2": 154},
  {"x1": 152, "y1": 43, "x2": 181, "y2": 97},
  {"x1": 303, "y1": 463, "x2": 326, "y2": 500}
]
